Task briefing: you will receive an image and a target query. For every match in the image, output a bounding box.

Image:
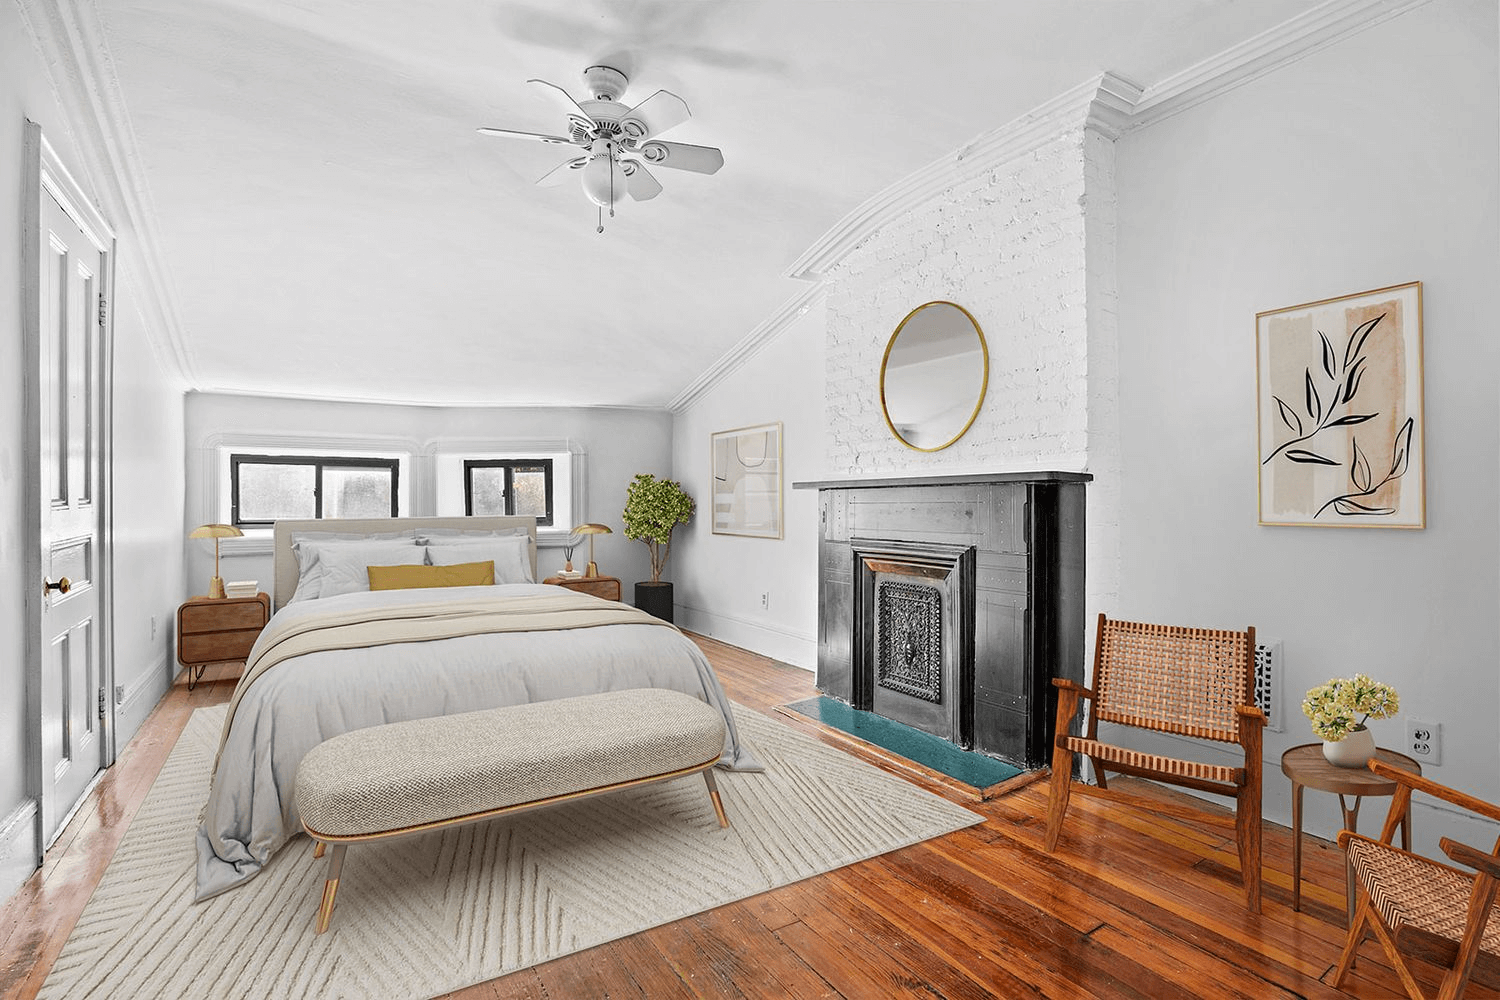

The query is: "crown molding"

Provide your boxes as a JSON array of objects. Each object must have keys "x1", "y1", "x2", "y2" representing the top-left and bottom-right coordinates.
[
  {"x1": 16, "y1": 0, "x2": 195, "y2": 386},
  {"x1": 783, "y1": 72, "x2": 1141, "y2": 284},
  {"x1": 1126, "y1": 0, "x2": 1436, "y2": 130},
  {"x1": 667, "y1": 285, "x2": 825, "y2": 414}
]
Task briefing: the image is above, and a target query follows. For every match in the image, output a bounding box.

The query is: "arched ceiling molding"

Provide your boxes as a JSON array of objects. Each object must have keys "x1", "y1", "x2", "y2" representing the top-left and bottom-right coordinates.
[
  {"x1": 17, "y1": 0, "x2": 196, "y2": 387},
  {"x1": 668, "y1": 285, "x2": 826, "y2": 414}
]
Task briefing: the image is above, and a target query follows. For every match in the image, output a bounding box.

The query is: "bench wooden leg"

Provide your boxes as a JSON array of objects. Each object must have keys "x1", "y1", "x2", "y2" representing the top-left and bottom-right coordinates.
[
  {"x1": 315, "y1": 844, "x2": 347, "y2": 935},
  {"x1": 703, "y1": 770, "x2": 729, "y2": 828}
]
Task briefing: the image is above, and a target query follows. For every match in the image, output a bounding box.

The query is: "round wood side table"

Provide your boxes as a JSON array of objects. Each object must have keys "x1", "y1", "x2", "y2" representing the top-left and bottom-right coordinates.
[{"x1": 1280, "y1": 743, "x2": 1421, "y2": 918}]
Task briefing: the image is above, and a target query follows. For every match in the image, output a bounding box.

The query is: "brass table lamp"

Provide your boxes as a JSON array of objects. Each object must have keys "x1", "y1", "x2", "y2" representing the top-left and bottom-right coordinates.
[
  {"x1": 573, "y1": 523, "x2": 612, "y2": 577},
  {"x1": 190, "y1": 523, "x2": 244, "y2": 599}
]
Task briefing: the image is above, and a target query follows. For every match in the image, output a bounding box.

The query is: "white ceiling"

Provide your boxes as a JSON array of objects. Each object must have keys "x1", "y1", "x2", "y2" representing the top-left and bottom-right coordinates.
[{"x1": 93, "y1": 0, "x2": 1311, "y2": 407}]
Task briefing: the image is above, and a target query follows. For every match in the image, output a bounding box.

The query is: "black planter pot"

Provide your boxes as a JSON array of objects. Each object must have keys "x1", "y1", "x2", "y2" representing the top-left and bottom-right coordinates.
[{"x1": 634, "y1": 581, "x2": 674, "y2": 622}]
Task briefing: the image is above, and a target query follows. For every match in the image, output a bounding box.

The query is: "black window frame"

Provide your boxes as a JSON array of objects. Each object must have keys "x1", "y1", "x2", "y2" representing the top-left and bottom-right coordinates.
[
  {"x1": 230, "y1": 453, "x2": 400, "y2": 528},
  {"x1": 463, "y1": 458, "x2": 555, "y2": 526}
]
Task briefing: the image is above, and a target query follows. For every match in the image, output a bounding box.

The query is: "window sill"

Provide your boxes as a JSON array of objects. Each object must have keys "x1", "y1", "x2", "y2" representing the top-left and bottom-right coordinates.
[{"x1": 217, "y1": 526, "x2": 571, "y2": 555}]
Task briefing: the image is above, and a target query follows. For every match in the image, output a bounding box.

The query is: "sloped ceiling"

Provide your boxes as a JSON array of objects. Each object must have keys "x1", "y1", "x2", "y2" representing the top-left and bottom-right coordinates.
[{"x1": 92, "y1": 0, "x2": 1309, "y2": 406}]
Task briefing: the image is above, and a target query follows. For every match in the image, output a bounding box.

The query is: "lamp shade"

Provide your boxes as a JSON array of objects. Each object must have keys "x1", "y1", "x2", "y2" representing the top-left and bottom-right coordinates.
[{"x1": 189, "y1": 523, "x2": 243, "y2": 540}]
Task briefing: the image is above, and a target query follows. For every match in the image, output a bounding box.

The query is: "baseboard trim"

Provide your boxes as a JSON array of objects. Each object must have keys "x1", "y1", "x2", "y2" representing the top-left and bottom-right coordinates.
[
  {"x1": 676, "y1": 603, "x2": 816, "y2": 670},
  {"x1": 0, "y1": 799, "x2": 39, "y2": 906},
  {"x1": 115, "y1": 652, "x2": 170, "y2": 749}
]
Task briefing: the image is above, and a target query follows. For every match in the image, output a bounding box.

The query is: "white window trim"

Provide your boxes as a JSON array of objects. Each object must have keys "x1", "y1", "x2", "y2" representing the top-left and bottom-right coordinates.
[
  {"x1": 202, "y1": 432, "x2": 420, "y2": 555},
  {"x1": 422, "y1": 438, "x2": 587, "y2": 548}
]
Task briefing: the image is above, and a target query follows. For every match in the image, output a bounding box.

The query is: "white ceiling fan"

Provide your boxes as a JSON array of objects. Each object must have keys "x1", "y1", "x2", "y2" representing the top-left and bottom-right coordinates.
[{"x1": 478, "y1": 65, "x2": 724, "y2": 231}]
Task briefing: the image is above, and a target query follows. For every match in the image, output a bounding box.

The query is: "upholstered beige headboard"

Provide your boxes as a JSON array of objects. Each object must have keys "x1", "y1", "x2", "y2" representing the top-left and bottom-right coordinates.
[{"x1": 272, "y1": 516, "x2": 538, "y2": 612}]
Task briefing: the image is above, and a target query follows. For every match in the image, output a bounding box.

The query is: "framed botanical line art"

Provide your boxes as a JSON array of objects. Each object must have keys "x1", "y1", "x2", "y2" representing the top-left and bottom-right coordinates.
[
  {"x1": 711, "y1": 422, "x2": 782, "y2": 538},
  {"x1": 1256, "y1": 281, "x2": 1424, "y2": 528}
]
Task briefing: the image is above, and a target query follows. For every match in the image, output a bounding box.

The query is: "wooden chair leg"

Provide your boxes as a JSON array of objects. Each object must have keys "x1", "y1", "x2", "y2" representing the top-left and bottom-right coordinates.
[
  {"x1": 1235, "y1": 781, "x2": 1262, "y2": 913},
  {"x1": 703, "y1": 769, "x2": 729, "y2": 828},
  {"x1": 315, "y1": 844, "x2": 347, "y2": 935},
  {"x1": 1044, "y1": 742, "x2": 1075, "y2": 852},
  {"x1": 1333, "y1": 893, "x2": 1376, "y2": 986},
  {"x1": 1089, "y1": 758, "x2": 1109, "y2": 791}
]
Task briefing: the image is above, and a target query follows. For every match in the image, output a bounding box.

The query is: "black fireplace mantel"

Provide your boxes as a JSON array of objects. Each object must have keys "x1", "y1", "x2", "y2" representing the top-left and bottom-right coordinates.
[
  {"x1": 807, "y1": 473, "x2": 1088, "y2": 769},
  {"x1": 794, "y1": 471, "x2": 1091, "y2": 491}
]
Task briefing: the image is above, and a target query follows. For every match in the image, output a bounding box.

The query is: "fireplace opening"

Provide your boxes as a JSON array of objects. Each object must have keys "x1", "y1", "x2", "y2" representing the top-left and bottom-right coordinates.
[{"x1": 852, "y1": 539, "x2": 975, "y2": 748}]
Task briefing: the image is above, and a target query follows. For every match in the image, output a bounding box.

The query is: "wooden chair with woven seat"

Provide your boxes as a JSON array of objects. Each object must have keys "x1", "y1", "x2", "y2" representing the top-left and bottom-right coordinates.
[
  {"x1": 1333, "y1": 760, "x2": 1500, "y2": 1000},
  {"x1": 1044, "y1": 613, "x2": 1265, "y2": 911}
]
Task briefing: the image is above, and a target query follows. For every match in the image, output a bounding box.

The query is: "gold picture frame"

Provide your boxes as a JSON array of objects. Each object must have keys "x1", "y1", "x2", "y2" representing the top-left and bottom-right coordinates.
[
  {"x1": 1256, "y1": 281, "x2": 1424, "y2": 528},
  {"x1": 710, "y1": 422, "x2": 783, "y2": 539}
]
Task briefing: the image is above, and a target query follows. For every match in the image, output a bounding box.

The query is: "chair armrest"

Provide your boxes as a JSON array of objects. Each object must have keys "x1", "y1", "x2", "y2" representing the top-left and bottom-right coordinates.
[
  {"x1": 1368, "y1": 761, "x2": 1500, "y2": 825},
  {"x1": 1442, "y1": 838, "x2": 1500, "y2": 879},
  {"x1": 1235, "y1": 704, "x2": 1267, "y2": 724},
  {"x1": 1052, "y1": 678, "x2": 1095, "y2": 700}
]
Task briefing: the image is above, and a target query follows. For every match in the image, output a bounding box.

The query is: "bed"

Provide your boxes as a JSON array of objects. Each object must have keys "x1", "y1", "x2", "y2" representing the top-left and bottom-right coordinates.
[{"x1": 194, "y1": 515, "x2": 760, "y2": 902}]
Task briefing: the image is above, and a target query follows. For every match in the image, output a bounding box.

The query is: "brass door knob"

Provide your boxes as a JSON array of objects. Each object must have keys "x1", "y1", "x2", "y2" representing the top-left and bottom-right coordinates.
[{"x1": 44, "y1": 576, "x2": 72, "y2": 595}]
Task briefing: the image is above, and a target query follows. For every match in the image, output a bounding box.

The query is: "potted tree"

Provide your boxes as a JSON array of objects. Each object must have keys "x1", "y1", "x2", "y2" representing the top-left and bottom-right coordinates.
[{"x1": 621, "y1": 473, "x2": 695, "y2": 622}]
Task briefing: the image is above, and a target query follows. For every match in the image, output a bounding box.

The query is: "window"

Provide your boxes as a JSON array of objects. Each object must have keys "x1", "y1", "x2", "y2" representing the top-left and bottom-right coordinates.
[
  {"x1": 230, "y1": 453, "x2": 399, "y2": 527},
  {"x1": 464, "y1": 459, "x2": 554, "y2": 526}
]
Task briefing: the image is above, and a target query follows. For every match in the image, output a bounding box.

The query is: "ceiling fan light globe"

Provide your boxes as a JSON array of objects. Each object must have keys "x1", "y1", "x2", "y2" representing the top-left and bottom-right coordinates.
[{"x1": 581, "y1": 155, "x2": 624, "y2": 208}]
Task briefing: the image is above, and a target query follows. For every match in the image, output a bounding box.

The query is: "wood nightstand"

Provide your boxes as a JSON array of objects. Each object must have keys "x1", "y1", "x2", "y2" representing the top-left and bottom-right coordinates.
[
  {"x1": 542, "y1": 575, "x2": 622, "y2": 602},
  {"x1": 177, "y1": 592, "x2": 270, "y2": 690}
]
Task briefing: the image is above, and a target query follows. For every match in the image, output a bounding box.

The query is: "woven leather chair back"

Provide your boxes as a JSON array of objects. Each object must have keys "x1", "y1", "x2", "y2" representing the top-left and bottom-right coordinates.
[{"x1": 1093, "y1": 618, "x2": 1255, "y2": 743}]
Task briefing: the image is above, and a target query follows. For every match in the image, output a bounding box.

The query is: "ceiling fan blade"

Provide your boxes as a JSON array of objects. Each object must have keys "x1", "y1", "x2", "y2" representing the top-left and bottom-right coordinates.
[
  {"x1": 637, "y1": 140, "x2": 724, "y2": 175},
  {"x1": 621, "y1": 161, "x2": 663, "y2": 201},
  {"x1": 527, "y1": 77, "x2": 595, "y2": 134},
  {"x1": 620, "y1": 90, "x2": 690, "y2": 140},
  {"x1": 536, "y1": 156, "x2": 589, "y2": 187},
  {"x1": 476, "y1": 127, "x2": 578, "y2": 145}
]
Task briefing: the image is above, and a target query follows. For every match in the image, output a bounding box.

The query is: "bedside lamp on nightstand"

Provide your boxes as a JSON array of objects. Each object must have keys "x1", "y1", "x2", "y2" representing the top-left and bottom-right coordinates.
[
  {"x1": 189, "y1": 523, "x2": 243, "y2": 599},
  {"x1": 573, "y1": 523, "x2": 612, "y2": 577}
]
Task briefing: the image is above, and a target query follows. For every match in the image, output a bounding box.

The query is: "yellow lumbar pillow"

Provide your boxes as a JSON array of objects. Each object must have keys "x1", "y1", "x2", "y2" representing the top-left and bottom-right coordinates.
[{"x1": 367, "y1": 560, "x2": 495, "y2": 591}]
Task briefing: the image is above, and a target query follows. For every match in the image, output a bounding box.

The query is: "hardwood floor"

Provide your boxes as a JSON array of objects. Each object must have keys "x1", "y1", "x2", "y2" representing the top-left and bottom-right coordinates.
[{"x1": 0, "y1": 638, "x2": 1488, "y2": 999}]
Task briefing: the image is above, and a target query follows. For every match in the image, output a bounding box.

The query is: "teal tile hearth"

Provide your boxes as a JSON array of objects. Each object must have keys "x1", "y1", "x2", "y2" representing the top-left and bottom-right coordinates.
[{"x1": 784, "y1": 696, "x2": 1022, "y2": 788}]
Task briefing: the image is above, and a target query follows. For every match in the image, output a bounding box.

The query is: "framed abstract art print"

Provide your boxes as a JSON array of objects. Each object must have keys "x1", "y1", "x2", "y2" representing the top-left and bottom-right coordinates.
[{"x1": 1256, "y1": 281, "x2": 1424, "y2": 528}]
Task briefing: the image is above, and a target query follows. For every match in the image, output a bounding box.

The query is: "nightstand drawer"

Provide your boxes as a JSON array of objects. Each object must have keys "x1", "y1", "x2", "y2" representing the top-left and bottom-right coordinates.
[
  {"x1": 180, "y1": 628, "x2": 262, "y2": 664},
  {"x1": 181, "y1": 602, "x2": 266, "y2": 633}
]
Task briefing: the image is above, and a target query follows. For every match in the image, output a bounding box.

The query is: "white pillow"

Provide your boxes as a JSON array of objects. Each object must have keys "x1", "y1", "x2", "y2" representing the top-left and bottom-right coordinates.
[
  {"x1": 415, "y1": 526, "x2": 530, "y2": 543},
  {"x1": 425, "y1": 535, "x2": 533, "y2": 584},
  {"x1": 289, "y1": 530, "x2": 413, "y2": 604},
  {"x1": 292, "y1": 537, "x2": 423, "y2": 602}
]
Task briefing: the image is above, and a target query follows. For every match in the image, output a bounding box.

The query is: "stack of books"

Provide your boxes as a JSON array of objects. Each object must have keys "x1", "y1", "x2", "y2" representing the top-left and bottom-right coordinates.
[{"x1": 224, "y1": 580, "x2": 259, "y2": 599}]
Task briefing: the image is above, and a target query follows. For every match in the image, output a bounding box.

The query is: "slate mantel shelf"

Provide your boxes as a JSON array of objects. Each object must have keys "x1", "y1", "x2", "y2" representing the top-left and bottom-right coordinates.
[{"x1": 793, "y1": 471, "x2": 1092, "y2": 491}]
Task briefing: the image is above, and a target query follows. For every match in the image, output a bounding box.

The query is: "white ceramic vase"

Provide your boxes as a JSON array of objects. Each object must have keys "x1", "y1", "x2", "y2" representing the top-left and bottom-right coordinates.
[{"x1": 1323, "y1": 725, "x2": 1376, "y2": 768}]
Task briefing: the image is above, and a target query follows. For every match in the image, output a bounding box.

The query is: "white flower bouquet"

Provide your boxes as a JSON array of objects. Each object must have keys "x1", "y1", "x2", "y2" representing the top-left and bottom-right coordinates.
[{"x1": 1301, "y1": 673, "x2": 1399, "y2": 742}]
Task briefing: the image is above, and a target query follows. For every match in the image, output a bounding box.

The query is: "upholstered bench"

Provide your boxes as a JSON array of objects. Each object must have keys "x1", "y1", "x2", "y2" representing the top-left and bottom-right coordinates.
[{"x1": 295, "y1": 687, "x2": 731, "y2": 934}]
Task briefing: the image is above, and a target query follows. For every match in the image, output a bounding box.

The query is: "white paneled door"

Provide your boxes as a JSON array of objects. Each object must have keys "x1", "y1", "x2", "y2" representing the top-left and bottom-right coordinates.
[{"x1": 32, "y1": 166, "x2": 112, "y2": 849}]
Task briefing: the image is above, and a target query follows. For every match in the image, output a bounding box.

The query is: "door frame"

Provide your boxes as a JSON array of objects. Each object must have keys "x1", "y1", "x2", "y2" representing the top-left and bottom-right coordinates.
[{"x1": 21, "y1": 121, "x2": 118, "y2": 862}]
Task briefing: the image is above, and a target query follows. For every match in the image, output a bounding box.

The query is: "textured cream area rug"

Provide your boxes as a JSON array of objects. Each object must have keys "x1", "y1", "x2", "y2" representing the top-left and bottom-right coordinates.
[{"x1": 41, "y1": 702, "x2": 981, "y2": 999}]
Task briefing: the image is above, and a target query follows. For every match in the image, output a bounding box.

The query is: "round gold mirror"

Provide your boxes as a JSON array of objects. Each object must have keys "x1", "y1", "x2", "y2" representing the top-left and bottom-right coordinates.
[{"x1": 879, "y1": 301, "x2": 989, "y2": 451}]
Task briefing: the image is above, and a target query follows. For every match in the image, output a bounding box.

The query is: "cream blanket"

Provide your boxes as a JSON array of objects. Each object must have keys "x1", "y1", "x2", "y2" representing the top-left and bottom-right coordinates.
[
  {"x1": 214, "y1": 591, "x2": 670, "y2": 771},
  {"x1": 196, "y1": 583, "x2": 759, "y2": 901}
]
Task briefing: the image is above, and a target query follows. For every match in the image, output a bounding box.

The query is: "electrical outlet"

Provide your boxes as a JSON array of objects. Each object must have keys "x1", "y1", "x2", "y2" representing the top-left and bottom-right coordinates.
[
  {"x1": 760, "y1": 592, "x2": 769, "y2": 610},
  {"x1": 1407, "y1": 717, "x2": 1441, "y2": 765},
  {"x1": 114, "y1": 684, "x2": 125, "y2": 705}
]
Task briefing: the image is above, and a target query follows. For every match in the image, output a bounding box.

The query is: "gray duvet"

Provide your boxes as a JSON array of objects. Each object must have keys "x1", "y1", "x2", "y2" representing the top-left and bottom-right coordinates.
[{"x1": 193, "y1": 583, "x2": 761, "y2": 901}]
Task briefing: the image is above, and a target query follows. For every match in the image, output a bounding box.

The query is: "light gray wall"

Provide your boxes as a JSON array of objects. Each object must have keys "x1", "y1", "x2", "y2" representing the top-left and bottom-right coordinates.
[
  {"x1": 184, "y1": 393, "x2": 672, "y2": 594},
  {"x1": 1114, "y1": 0, "x2": 1498, "y2": 846},
  {"x1": 670, "y1": 304, "x2": 826, "y2": 666},
  {"x1": 1, "y1": 0, "x2": 186, "y2": 899}
]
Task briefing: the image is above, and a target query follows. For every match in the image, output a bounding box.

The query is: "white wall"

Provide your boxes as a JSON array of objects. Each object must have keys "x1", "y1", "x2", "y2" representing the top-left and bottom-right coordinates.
[
  {"x1": 184, "y1": 393, "x2": 671, "y2": 595},
  {"x1": 1114, "y1": 0, "x2": 1499, "y2": 846},
  {"x1": 1, "y1": 1, "x2": 186, "y2": 899},
  {"x1": 671, "y1": 303, "x2": 826, "y2": 666}
]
